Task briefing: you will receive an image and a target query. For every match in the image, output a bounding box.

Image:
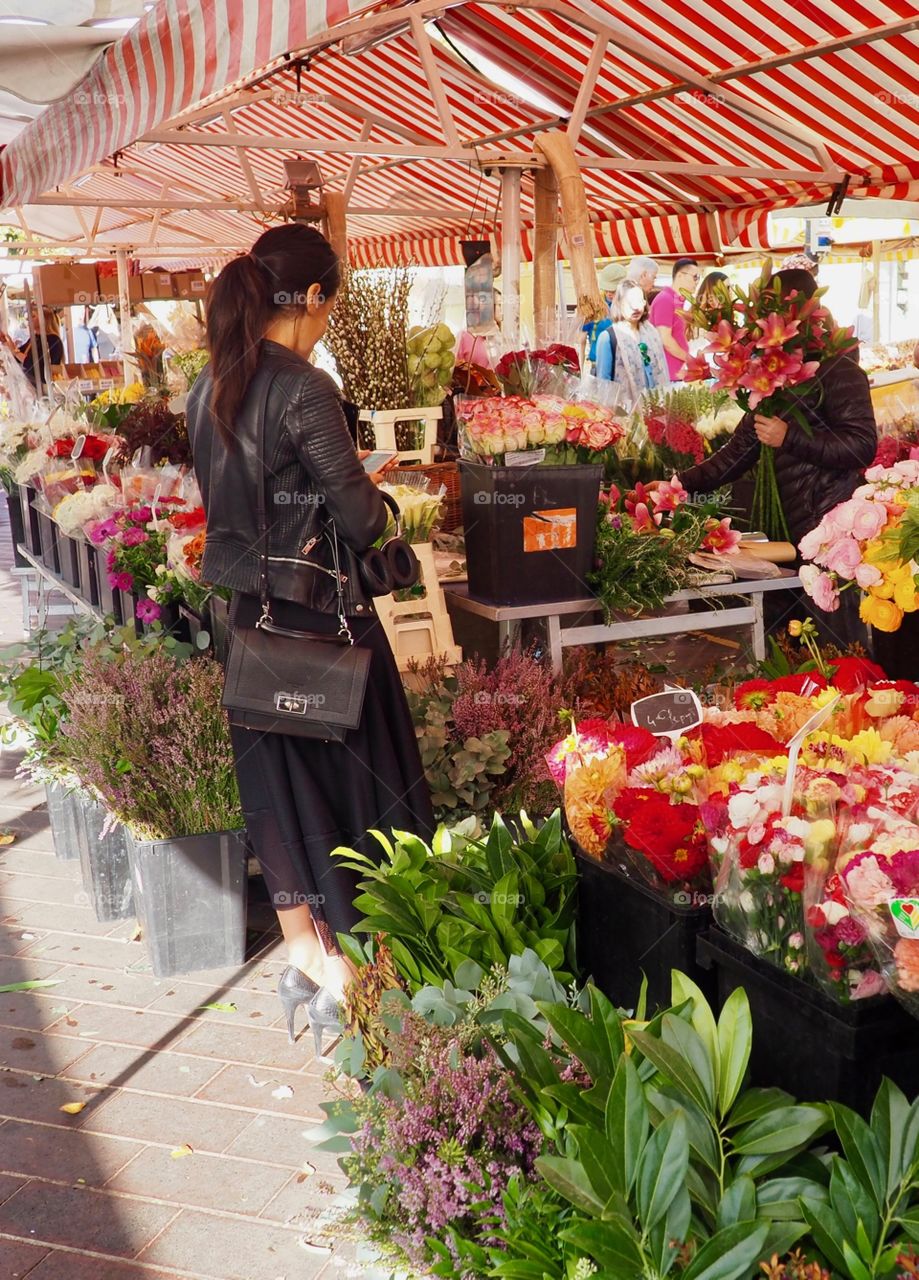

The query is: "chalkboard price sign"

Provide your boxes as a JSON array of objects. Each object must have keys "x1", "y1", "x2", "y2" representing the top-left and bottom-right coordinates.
[{"x1": 630, "y1": 689, "x2": 703, "y2": 738}]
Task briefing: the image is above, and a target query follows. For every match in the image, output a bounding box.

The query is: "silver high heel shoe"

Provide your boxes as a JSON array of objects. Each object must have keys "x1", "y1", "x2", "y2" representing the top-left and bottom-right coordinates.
[
  {"x1": 307, "y1": 987, "x2": 344, "y2": 1059},
  {"x1": 278, "y1": 965, "x2": 320, "y2": 1044}
]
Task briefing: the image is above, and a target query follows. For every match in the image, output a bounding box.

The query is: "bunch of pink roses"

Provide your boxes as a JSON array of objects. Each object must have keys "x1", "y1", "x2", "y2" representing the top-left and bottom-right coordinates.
[
  {"x1": 457, "y1": 393, "x2": 623, "y2": 466},
  {"x1": 798, "y1": 459, "x2": 919, "y2": 633}
]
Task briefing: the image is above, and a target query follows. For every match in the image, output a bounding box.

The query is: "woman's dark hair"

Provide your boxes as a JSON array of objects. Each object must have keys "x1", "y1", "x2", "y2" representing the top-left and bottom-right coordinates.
[
  {"x1": 206, "y1": 224, "x2": 340, "y2": 444},
  {"x1": 772, "y1": 268, "x2": 818, "y2": 300}
]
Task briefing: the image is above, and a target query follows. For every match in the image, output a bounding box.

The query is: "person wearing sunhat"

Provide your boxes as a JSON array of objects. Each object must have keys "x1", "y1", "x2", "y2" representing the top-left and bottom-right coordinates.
[{"x1": 581, "y1": 261, "x2": 627, "y2": 373}]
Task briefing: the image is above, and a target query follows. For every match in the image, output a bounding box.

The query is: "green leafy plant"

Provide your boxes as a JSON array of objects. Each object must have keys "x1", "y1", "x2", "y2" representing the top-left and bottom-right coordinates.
[
  {"x1": 493, "y1": 974, "x2": 830, "y2": 1278},
  {"x1": 333, "y1": 812, "x2": 578, "y2": 991},
  {"x1": 800, "y1": 1083, "x2": 919, "y2": 1279},
  {"x1": 406, "y1": 657, "x2": 511, "y2": 820}
]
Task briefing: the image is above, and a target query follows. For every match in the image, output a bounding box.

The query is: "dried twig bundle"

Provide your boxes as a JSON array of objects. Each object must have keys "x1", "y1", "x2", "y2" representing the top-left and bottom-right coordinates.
[{"x1": 324, "y1": 266, "x2": 413, "y2": 410}]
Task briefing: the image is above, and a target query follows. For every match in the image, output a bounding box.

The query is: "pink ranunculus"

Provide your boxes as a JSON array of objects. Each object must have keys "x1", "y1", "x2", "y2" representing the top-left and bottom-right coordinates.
[
  {"x1": 833, "y1": 497, "x2": 887, "y2": 541},
  {"x1": 799, "y1": 563, "x2": 840, "y2": 612},
  {"x1": 822, "y1": 537, "x2": 864, "y2": 581},
  {"x1": 855, "y1": 562, "x2": 883, "y2": 589},
  {"x1": 798, "y1": 517, "x2": 835, "y2": 561}
]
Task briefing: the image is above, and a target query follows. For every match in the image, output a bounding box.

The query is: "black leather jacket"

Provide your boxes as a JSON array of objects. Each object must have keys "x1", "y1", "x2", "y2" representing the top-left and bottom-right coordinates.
[
  {"x1": 187, "y1": 340, "x2": 387, "y2": 616},
  {"x1": 678, "y1": 352, "x2": 877, "y2": 547}
]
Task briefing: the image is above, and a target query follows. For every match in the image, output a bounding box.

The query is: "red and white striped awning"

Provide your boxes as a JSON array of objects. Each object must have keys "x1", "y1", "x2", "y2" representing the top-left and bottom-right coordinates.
[{"x1": 2, "y1": 0, "x2": 919, "y2": 267}]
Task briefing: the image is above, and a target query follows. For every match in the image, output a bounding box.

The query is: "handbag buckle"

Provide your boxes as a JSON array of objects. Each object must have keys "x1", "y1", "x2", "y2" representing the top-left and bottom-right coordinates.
[{"x1": 275, "y1": 691, "x2": 309, "y2": 715}]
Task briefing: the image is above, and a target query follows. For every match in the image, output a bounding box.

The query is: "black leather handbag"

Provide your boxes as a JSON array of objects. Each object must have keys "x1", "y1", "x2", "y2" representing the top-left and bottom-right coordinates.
[{"x1": 221, "y1": 371, "x2": 371, "y2": 741}]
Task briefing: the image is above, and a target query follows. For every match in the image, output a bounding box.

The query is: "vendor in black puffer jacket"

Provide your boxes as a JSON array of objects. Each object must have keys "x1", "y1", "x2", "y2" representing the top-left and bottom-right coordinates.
[{"x1": 675, "y1": 269, "x2": 877, "y2": 648}]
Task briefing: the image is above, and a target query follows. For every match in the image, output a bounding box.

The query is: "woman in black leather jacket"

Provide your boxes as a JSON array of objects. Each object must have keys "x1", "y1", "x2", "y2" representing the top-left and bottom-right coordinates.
[
  {"x1": 674, "y1": 269, "x2": 877, "y2": 649},
  {"x1": 187, "y1": 225, "x2": 434, "y2": 1050}
]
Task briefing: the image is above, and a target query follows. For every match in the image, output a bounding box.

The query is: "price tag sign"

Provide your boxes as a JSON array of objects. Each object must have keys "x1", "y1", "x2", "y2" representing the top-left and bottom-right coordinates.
[
  {"x1": 781, "y1": 693, "x2": 841, "y2": 817},
  {"x1": 890, "y1": 899, "x2": 919, "y2": 939},
  {"x1": 70, "y1": 433, "x2": 87, "y2": 460},
  {"x1": 630, "y1": 689, "x2": 702, "y2": 740}
]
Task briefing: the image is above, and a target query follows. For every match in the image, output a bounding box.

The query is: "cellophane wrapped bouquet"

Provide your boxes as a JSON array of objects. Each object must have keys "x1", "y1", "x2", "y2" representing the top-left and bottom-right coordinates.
[
  {"x1": 457, "y1": 347, "x2": 628, "y2": 473},
  {"x1": 546, "y1": 717, "x2": 713, "y2": 906}
]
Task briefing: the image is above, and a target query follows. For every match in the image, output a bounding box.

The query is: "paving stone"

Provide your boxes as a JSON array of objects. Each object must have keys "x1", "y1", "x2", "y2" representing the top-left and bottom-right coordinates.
[
  {"x1": 0, "y1": 848, "x2": 74, "y2": 879},
  {"x1": 175, "y1": 1020, "x2": 322, "y2": 1071},
  {"x1": 226, "y1": 1115, "x2": 346, "y2": 1175},
  {"x1": 83, "y1": 1090, "x2": 254, "y2": 1153},
  {"x1": 107, "y1": 1145, "x2": 291, "y2": 1215},
  {"x1": 0, "y1": 830, "x2": 58, "y2": 855},
  {"x1": 0, "y1": 1182, "x2": 177, "y2": 1257},
  {"x1": 0, "y1": 1118, "x2": 143, "y2": 1186},
  {"x1": 0, "y1": 1025, "x2": 93, "y2": 1075},
  {"x1": 0, "y1": 992, "x2": 77, "y2": 1032},
  {"x1": 136, "y1": 1208, "x2": 330, "y2": 1279},
  {"x1": 193, "y1": 1064, "x2": 326, "y2": 1119},
  {"x1": 259, "y1": 1172, "x2": 351, "y2": 1227},
  {"x1": 0, "y1": 1237, "x2": 50, "y2": 1277},
  {"x1": 63, "y1": 1043, "x2": 220, "y2": 1098},
  {"x1": 38, "y1": 966, "x2": 167, "y2": 1010},
  {"x1": 23, "y1": 1254, "x2": 180, "y2": 1279},
  {"x1": 0, "y1": 874, "x2": 87, "y2": 907},
  {"x1": 0, "y1": 1174, "x2": 28, "y2": 1204},
  {"x1": 6, "y1": 903, "x2": 124, "y2": 938},
  {"x1": 18, "y1": 934, "x2": 146, "y2": 969},
  {"x1": 44, "y1": 1003, "x2": 193, "y2": 1051},
  {"x1": 0, "y1": 925, "x2": 51, "y2": 958},
  {"x1": 0, "y1": 1073, "x2": 104, "y2": 1125},
  {"x1": 147, "y1": 985, "x2": 280, "y2": 1025}
]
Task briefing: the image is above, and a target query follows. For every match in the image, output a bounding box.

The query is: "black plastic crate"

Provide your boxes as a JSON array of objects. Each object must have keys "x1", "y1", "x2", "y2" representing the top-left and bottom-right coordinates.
[
  {"x1": 5, "y1": 489, "x2": 29, "y2": 568},
  {"x1": 36, "y1": 510, "x2": 61, "y2": 574},
  {"x1": 697, "y1": 927, "x2": 919, "y2": 1111},
  {"x1": 460, "y1": 461, "x2": 602, "y2": 605},
  {"x1": 17, "y1": 485, "x2": 41, "y2": 556},
  {"x1": 576, "y1": 847, "x2": 715, "y2": 1014},
  {"x1": 58, "y1": 533, "x2": 81, "y2": 590},
  {"x1": 76, "y1": 537, "x2": 99, "y2": 607}
]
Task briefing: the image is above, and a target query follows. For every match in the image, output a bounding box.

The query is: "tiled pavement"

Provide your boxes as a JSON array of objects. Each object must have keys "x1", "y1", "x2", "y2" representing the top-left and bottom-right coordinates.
[{"x1": 0, "y1": 499, "x2": 379, "y2": 1279}]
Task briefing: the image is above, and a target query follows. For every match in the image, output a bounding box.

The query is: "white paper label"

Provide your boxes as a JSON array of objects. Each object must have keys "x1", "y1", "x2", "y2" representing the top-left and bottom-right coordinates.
[
  {"x1": 781, "y1": 693, "x2": 841, "y2": 817},
  {"x1": 505, "y1": 448, "x2": 545, "y2": 467}
]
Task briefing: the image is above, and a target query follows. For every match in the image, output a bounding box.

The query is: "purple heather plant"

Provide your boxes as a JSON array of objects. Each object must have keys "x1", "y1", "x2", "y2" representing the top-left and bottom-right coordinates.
[
  {"x1": 60, "y1": 649, "x2": 240, "y2": 840},
  {"x1": 343, "y1": 1011, "x2": 543, "y2": 1271}
]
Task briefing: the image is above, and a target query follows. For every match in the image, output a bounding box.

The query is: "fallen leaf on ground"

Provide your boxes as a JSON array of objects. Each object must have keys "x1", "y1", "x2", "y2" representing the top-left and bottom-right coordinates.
[
  {"x1": 246, "y1": 1074, "x2": 271, "y2": 1088},
  {"x1": 171, "y1": 1143, "x2": 194, "y2": 1158},
  {"x1": 59, "y1": 1101, "x2": 86, "y2": 1115},
  {"x1": 130, "y1": 925, "x2": 142, "y2": 942},
  {"x1": 199, "y1": 1001, "x2": 237, "y2": 1013},
  {"x1": 297, "y1": 1238, "x2": 331, "y2": 1256},
  {"x1": 19, "y1": 932, "x2": 35, "y2": 940},
  {"x1": 0, "y1": 980, "x2": 61, "y2": 994},
  {"x1": 271, "y1": 1084, "x2": 294, "y2": 1100},
  {"x1": 0, "y1": 832, "x2": 16, "y2": 845}
]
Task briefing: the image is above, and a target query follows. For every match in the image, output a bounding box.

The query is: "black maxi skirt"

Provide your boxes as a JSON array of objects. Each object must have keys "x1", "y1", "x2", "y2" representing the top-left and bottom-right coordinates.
[{"x1": 227, "y1": 594, "x2": 435, "y2": 954}]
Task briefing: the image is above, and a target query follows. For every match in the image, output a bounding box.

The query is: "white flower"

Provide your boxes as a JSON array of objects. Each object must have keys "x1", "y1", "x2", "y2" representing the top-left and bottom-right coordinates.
[
  {"x1": 788, "y1": 932, "x2": 805, "y2": 949},
  {"x1": 757, "y1": 852, "x2": 775, "y2": 875},
  {"x1": 728, "y1": 792, "x2": 760, "y2": 828},
  {"x1": 822, "y1": 900, "x2": 849, "y2": 926},
  {"x1": 738, "y1": 890, "x2": 755, "y2": 913},
  {"x1": 13, "y1": 446, "x2": 50, "y2": 486}
]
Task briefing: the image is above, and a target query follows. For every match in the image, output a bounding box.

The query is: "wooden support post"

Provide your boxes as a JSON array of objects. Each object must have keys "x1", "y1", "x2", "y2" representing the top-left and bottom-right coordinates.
[
  {"x1": 535, "y1": 132, "x2": 606, "y2": 323},
  {"x1": 500, "y1": 167, "x2": 522, "y2": 345},
  {"x1": 116, "y1": 250, "x2": 138, "y2": 385},
  {"x1": 322, "y1": 193, "x2": 349, "y2": 277},
  {"x1": 872, "y1": 238, "x2": 882, "y2": 343},
  {"x1": 533, "y1": 165, "x2": 559, "y2": 346}
]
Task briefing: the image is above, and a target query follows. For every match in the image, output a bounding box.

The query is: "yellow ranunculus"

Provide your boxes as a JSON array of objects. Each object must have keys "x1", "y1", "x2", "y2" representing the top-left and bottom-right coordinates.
[
  {"x1": 860, "y1": 594, "x2": 904, "y2": 632},
  {"x1": 870, "y1": 578, "x2": 896, "y2": 600},
  {"x1": 863, "y1": 538, "x2": 898, "y2": 567},
  {"x1": 884, "y1": 563, "x2": 913, "y2": 586},
  {"x1": 894, "y1": 576, "x2": 919, "y2": 613}
]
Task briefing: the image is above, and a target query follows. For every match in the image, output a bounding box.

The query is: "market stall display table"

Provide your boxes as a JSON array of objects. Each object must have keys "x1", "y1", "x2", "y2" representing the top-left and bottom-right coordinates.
[
  {"x1": 445, "y1": 571, "x2": 802, "y2": 672},
  {"x1": 13, "y1": 544, "x2": 98, "y2": 632}
]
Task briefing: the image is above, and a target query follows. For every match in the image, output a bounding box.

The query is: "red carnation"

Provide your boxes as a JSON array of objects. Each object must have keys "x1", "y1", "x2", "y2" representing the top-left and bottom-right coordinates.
[
  {"x1": 780, "y1": 863, "x2": 805, "y2": 894},
  {"x1": 770, "y1": 673, "x2": 828, "y2": 696}
]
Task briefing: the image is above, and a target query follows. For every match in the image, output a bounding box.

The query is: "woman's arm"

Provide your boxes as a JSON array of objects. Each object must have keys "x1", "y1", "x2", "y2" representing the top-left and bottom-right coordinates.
[
  {"x1": 679, "y1": 413, "x2": 760, "y2": 492},
  {"x1": 287, "y1": 370, "x2": 387, "y2": 550}
]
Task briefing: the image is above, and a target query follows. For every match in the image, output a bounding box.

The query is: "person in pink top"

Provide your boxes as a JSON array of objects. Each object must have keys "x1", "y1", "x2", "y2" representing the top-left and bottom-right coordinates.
[{"x1": 649, "y1": 257, "x2": 700, "y2": 380}]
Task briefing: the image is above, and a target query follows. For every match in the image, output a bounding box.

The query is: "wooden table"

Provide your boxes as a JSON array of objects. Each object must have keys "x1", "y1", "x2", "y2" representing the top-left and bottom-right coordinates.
[{"x1": 444, "y1": 572, "x2": 802, "y2": 673}]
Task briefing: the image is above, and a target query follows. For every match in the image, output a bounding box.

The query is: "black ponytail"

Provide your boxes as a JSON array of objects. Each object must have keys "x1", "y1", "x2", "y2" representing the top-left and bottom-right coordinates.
[{"x1": 206, "y1": 224, "x2": 341, "y2": 446}]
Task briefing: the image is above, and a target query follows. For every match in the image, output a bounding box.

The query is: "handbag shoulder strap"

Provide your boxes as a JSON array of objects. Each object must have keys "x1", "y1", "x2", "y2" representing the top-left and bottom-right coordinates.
[{"x1": 253, "y1": 361, "x2": 352, "y2": 642}]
